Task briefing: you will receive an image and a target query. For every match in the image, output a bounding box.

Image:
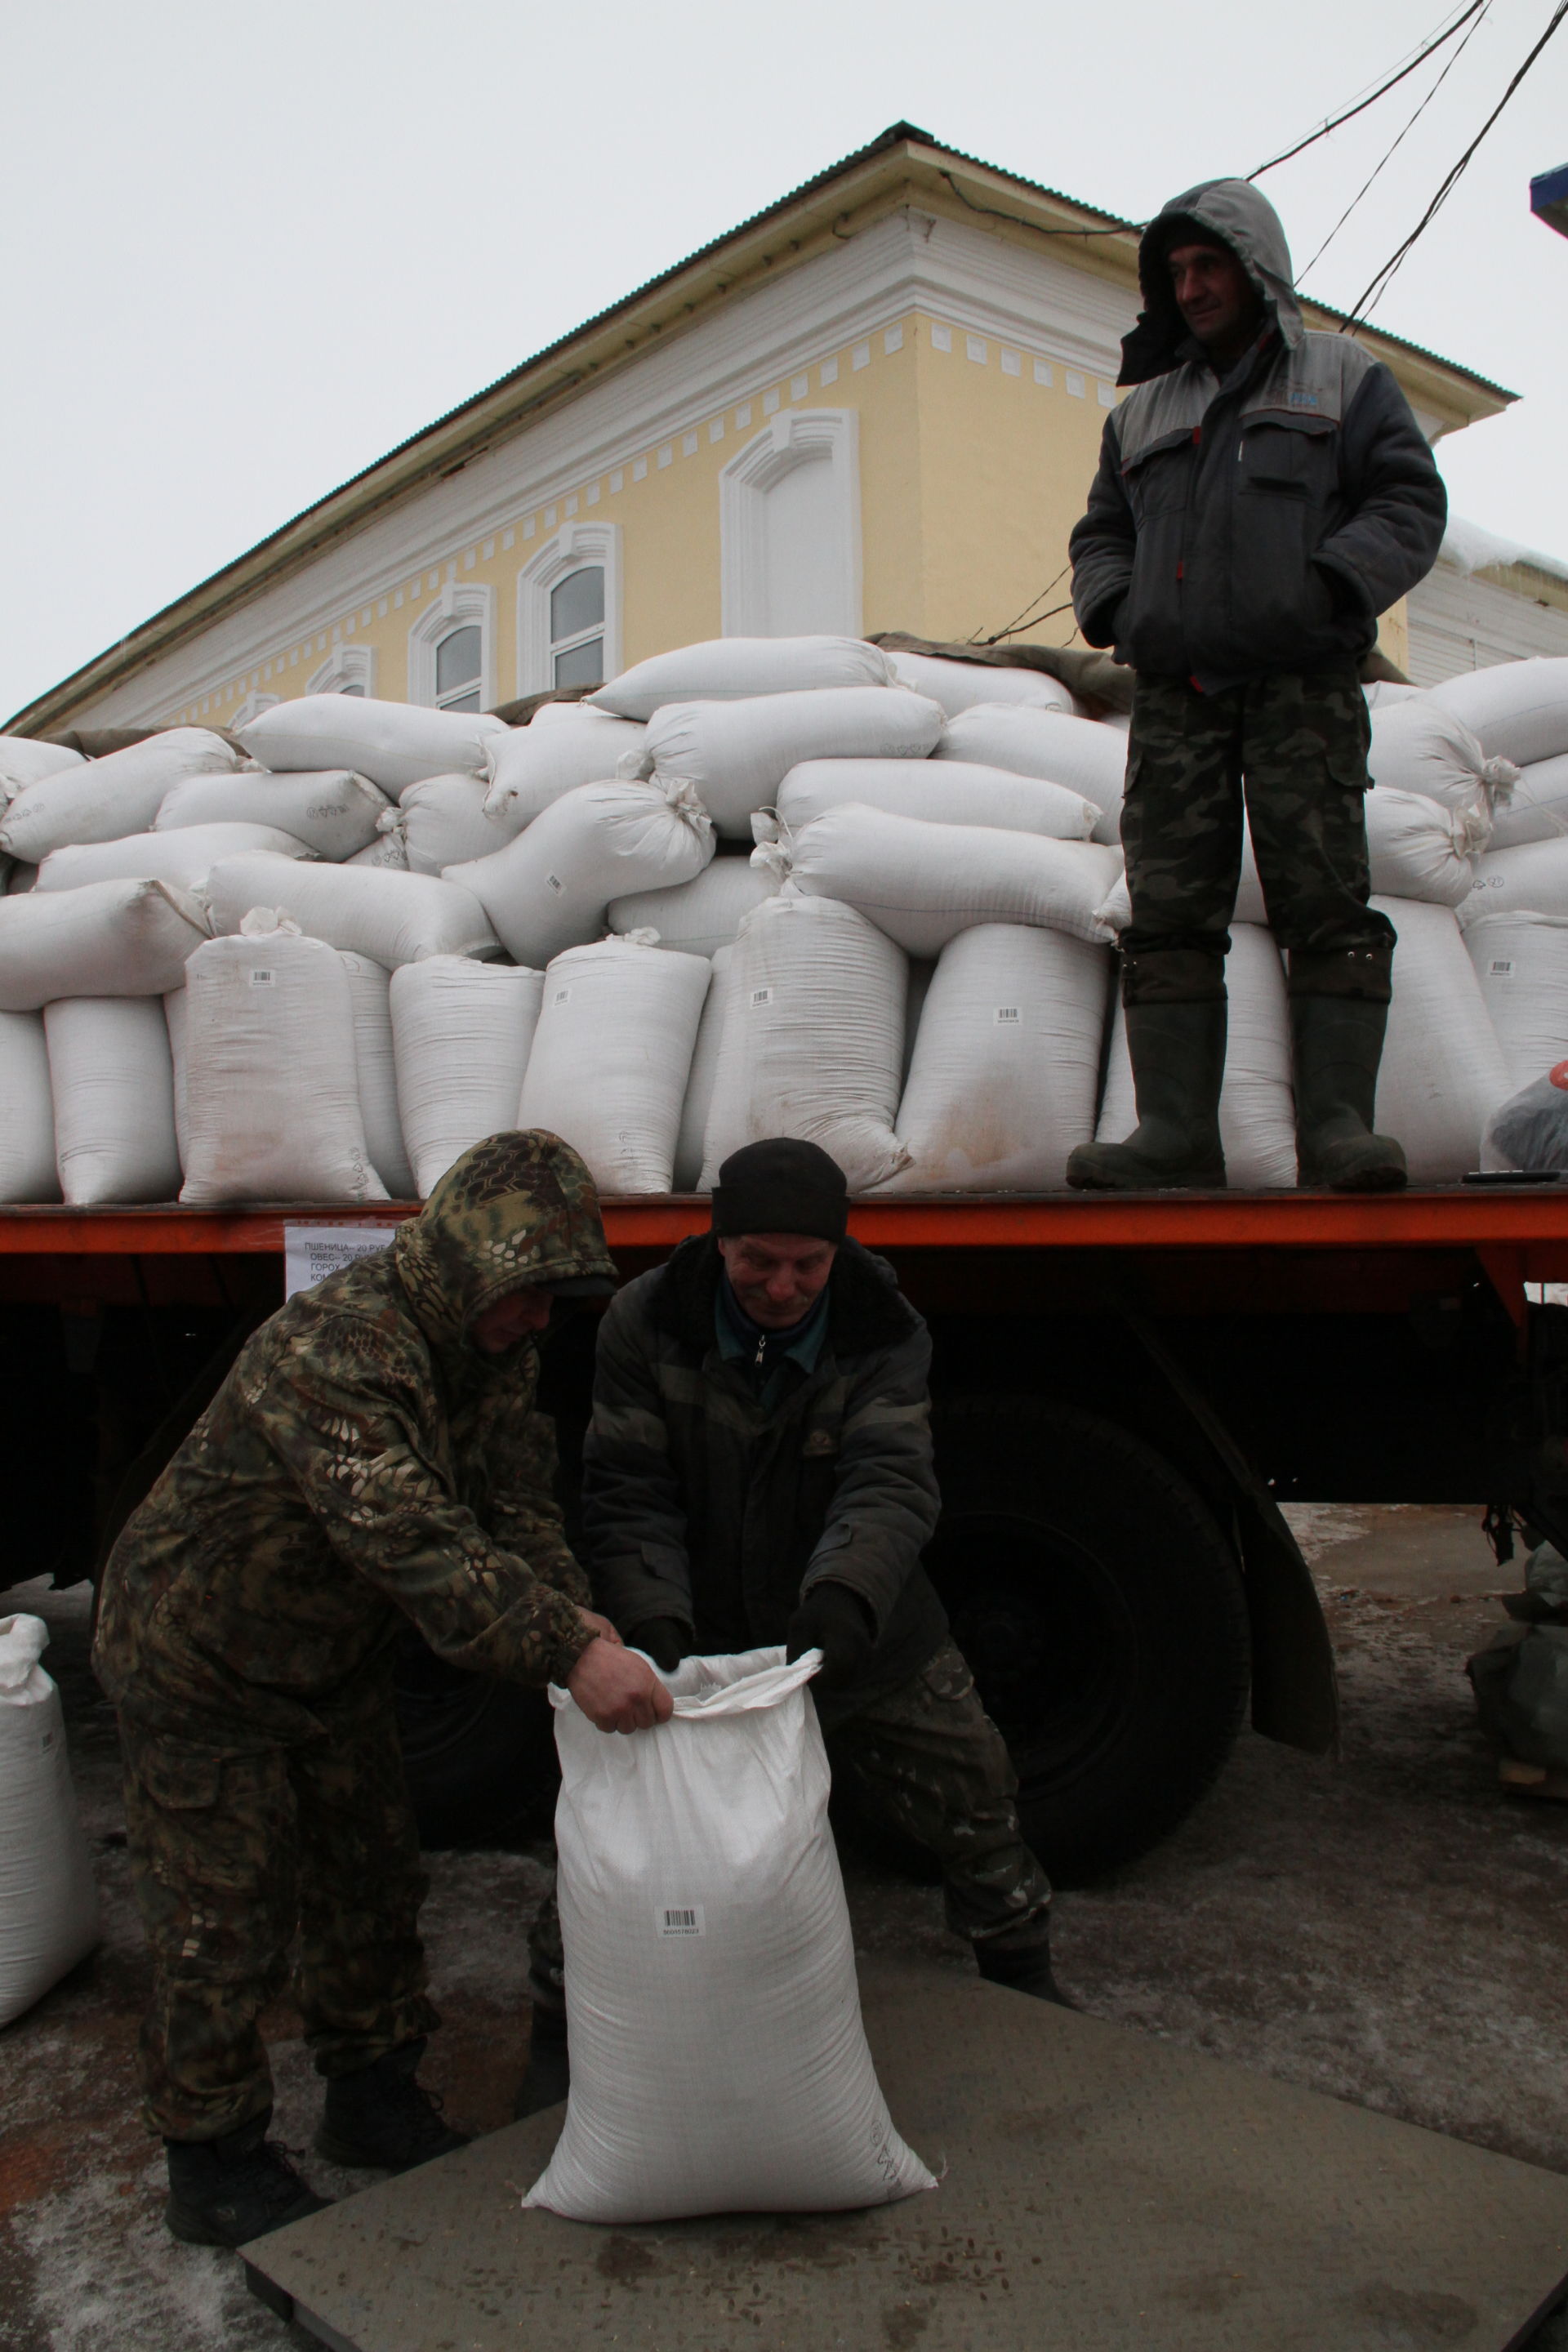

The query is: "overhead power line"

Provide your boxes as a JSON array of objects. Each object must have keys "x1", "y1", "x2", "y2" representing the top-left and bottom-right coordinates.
[{"x1": 1249, "y1": 1, "x2": 1489, "y2": 180}]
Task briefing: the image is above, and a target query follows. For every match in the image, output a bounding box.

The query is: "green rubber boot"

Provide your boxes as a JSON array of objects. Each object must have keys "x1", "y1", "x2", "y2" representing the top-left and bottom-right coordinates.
[
  {"x1": 1067, "y1": 998, "x2": 1228, "y2": 1192},
  {"x1": 1290, "y1": 995, "x2": 1407, "y2": 1192}
]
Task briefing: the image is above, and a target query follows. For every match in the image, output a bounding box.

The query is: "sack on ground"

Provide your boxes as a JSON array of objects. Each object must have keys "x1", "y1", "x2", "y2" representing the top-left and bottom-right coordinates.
[
  {"x1": 205, "y1": 852, "x2": 498, "y2": 967},
  {"x1": 1368, "y1": 700, "x2": 1518, "y2": 818},
  {"x1": 38, "y1": 824, "x2": 314, "y2": 897},
  {"x1": 886, "y1": 650, "x2": 1080, "y2": 718},
  {"x1": 1481, "y1": 1063, "x2": 1568, "y2": 1174},
  {"x1": 673, "y1": 948, "x2": 732, "y2": 1192},
  {"x1": 1463, "y1": 912, "x2": 1568, "y2": 1094},
  {"x1": 45, "y1": 997, "x2": 181, "y2": 1205},
  {"x1": 0, "y1": 730, "x2": 239, "y2": 862},
  {"x1": 341, "y1": 953, "x2": 415, "y2": 1198},
  {"x1": 1468, "y1": 1616, "x2": 1568, "y2": 1772},
  {"x1": 608, "y1": 858, "x2": 774, "y2": 956},
  {"x1": 1374, "y1": 896, "x2": 1511, "y2": 1183},
  {"x1": 390, "y1": 957, "x2": 544, "y2": 1199},
  {"x1": 644, "y1": 687, "x2": 942, "y2": 836},
  {"x1": 0, "y1": 1012, "x2": 59, "y2": 1201},
  {"x1": 156, "y1": 768, "x2": 392, "y2": 862},
  {"x1": 774, "y1": 757, "x2": 1098, "y2": 841},
  {"x1": 591, "y1": 635, "x2": 896, "y2": 722},
  {"x1": 519, "y1": 935, "x2": 710, "y2": 1194},
  {"x1": 1428, "y1": 658, "x2": 1568, "y2": 770},
  {"x1": 1486, "y1": 754, "x2": 1568, "y2": 852},
  {"x1": 0, "y1": 878, "x2": 210, "y2": 1012},
  {"x1": 523, "y1": 1645, "x2": 933, "y2": 2225},
  {"x1": 0, "y1": 1616, "x2": 99, "y2": 2029},
  {"x1": 396, "y1": 774, "x2": 515, "y2": 875},
  {"x1": 481, "y1": 715, "x2": 648, "y2": 832},
  {"x1": 446, "y1": 778, "x2": 713, "y2": 966},
  {"x1": 879, "y1": 923, "x2": 1111, "y2": 1192},
  {"x1": 238, "y1": 694, "x2": 506, "y2": 794},
  {"x1": 934, "y1": 706, "x2": 1128, "y2": 844},
  {"x1": 701, "y1": 894, "x2": 909, "y2": 1192}
]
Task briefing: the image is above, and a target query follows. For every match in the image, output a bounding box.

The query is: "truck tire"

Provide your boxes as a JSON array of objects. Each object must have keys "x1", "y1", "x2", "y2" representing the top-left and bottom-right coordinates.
[
  {"x1": 394, "y1": 1638, "x2": 559, "y2": 1851},
  {"x1": 926, "y1": 1396, "x2": 1250, "y2": 1885}
]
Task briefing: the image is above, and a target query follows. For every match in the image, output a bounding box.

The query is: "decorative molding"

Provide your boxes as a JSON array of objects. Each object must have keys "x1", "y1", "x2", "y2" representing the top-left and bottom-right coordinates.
[
  {"x1": 231, "y1": 690, "x2": 281, "y2": 728},
  {"x1": 406, "y1": 581, "x2": 494, "y2": 710},
  {"x1": 720, "y1": 409, "x2": 861, "y2": 639},
  {"x1": 516, "y1": 521, "x2": 621, "y2": 697},
  {"x1": 306, "y1": 645, "x2": 376, "y2": 697}
]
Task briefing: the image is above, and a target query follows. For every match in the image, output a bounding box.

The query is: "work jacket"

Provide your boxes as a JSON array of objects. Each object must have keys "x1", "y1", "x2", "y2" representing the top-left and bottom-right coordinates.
[
  {"x1": 94, "y1": 1132, "x2": 612, "y2": 1751},
  {"x1": 580, "y1": 1234, "x2": 947, "y2": 1713},
  {"x1": 1069, "y1": 178, "x2": 1446, "y2": 693}
]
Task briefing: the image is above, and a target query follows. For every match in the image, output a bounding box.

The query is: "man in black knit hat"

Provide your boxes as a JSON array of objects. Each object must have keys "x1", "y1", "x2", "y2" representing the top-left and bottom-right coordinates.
[{"x1": 517, "y1": 1138, "x2": 1059, "y2": 2102}]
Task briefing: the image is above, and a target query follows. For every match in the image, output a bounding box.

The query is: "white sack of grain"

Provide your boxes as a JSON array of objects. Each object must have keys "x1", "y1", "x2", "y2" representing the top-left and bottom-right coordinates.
[
  {"x1": 1463, "y1": 912, "x2": 1568, "y2": 1094},
  {"x1": 1363, "y1": 682, "x2": 1425, "y2": 712},
  {"x1": 643, "y1": 687, "x2": 944, "y2": 837},
  {"x1": 0, "y1": 879, "x2": 210, "y2": 1012},
  {"x1": 773, "y1": 803, "x2": 1120, "y2": 956},
  {"x1": 879, "y1": 924, "x2": 1111, "y2": 1192},
  {"x1": 935, "y1": 706, "x2": 1128, "y2": 844},
  {"x1": 340, "y1": 953, "x2": 415, "y2": 1198},
  {"x1": 0, "y1": 1615, "x2": 100, "y2": 2029},
  {"x1": 775, "y1": 757, "x2": 1098, "y2": 841},
  {"x1": 396, "y1": 774, "x2": 515, "y2": 875},
  {"x1": 885, "y1": 651, "x2": 1080, "y2": 718},
  {"x1": 591, "y1": 636, "x2": 896, "y2": 722},
  {"x1": 608, "y1": 858, "x2": 774, "y2": 956},
  {"x1": 45, "y1": 997, "x2": 180, "y2": 1205},
  {"x1": 701, "y1": 895, "x2": 909, "y2": 1192},
  {"x1": 481, "y1": 716, "x2": 648, "y2": 832},
  {"x1": 446, "y1": 778, "x2": 713, "y2": 966},
  {"x1": 0, "y1": 730, "x2": 239, "y2": 862},
  {"x1": 180, "y1": 913, "x2": 388, "y2": 1205},
  {"x1": 205, "y1": 853, "x2": 498, "y2": 967},
  {"x1": 0, "y1": 1013, "x2": 59, "y2": 1201},
  {"x1": 529, "y1": 697, "x2": 618, "y2": 725},
  {"x1": 1486, "y1": 754, "x2": 1568, "y2": 852},
  {"x1": 1374, "y1": 896, "x2": 1512, "y2": 1182},
  {"x1": 1428, "y1": 658, "x2": 1568, "y2": 769},
  {"x1": 1459, "y1": 839, "x2": 1568, "y2": 929},
  {"x1": 163, "y1": 987, "x2": 189, "y2": 1167},
  {"x1": 673, "y1": 947, "x2": 733, "y2": 1191},
  {"x1": 1368, "y1": 700, "x2": 1518, "y2": 819},
  {"x1": 520, "y1": 935, "x2": 710, "y2": 1194},
  {"x1": 346, "y1": 828, "x2": 410, "y2": 870},
  {"x1": 38, "y1": 824, "x2": 314, "y2": 896},
  {"x1": 390, "y1": 958, "x2": 545, "y2": 1199},
  {"x1": 1097, "y1": 924, "x2": 1298, "y2": 1187},
  {"x1": 238, "y1": 694, "x2": 506, "y2": 795},
  {"x1": 156, "y1": 768, "x2": 392, "y2": 861},
  {"x1": 0, "y1": 738, "x2": 83, "y2": 796}
]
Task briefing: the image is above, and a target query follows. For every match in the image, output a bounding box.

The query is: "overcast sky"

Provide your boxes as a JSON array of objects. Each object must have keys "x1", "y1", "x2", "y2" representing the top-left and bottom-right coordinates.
[{"x1": 2, "y1": 0, "x2": 1563, "y2": 723}]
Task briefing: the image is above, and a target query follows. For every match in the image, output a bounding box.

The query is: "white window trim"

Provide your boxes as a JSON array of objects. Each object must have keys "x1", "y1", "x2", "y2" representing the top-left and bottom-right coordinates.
[
  {"x1": 719, "y1": 408, "x2": 862, "y2": 639},
  {"x1": 307, "y1": 644, "x2": 377, "y2": 698},
  {"x1": 407, "y1": 582, "x2": 495, "y2": 710},
  {"x1": 516, "y1": 521, "x2": 621, "y2": 697},
  {"x1": 231, "y1": 690, "x2": 281, "y2": 728}
]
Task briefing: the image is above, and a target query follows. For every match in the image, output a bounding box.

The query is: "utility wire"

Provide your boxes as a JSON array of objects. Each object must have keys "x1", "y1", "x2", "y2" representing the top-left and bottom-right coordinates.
[
  {"x1": 1249, "y1": 0, "x2": 1487, "y2": 180},
  {"x1": 1300, "y1": 0, "x2": 1494, "y2": 277},
  {"x1": 982, "y1": 565, "x2": 1074, "y2": 645},
  {"x1": 1342, "y1": 0, "x2": 1568, "y2": 326}
]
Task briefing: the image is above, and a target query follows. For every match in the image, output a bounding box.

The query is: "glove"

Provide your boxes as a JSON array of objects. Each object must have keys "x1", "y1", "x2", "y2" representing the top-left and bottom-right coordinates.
[
  {"x1": 786, "y1": 1582, "x2": 875, "y2": 1691},
  {"x1": 624, "y1": 1617, "x2": 689, "y2": 1673}
]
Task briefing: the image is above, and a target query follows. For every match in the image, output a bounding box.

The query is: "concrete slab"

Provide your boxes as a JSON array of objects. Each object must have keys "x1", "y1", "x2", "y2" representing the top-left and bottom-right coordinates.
[{"x1": 247, "y1": 1957, "x2": 1568, "y2": 2352}]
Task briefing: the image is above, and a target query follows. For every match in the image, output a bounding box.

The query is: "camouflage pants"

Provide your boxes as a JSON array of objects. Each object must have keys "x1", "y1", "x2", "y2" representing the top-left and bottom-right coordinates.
[
  {"x1": 525, "y1": 1638, "x2": 1053, "y2": 2006},
  {"x1": 1120, "y1": 666, "x2": 1396, "y2": 1004},
  {"x1": 118, "y1": 1670, "x2": 438, "y2": 2142}
]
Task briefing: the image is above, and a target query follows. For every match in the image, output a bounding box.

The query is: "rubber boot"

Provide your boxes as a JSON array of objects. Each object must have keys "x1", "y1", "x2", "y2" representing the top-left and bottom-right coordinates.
[
  {"x1": 513, "y1": 1993, "x2": 569, "y2": 2120},
  {"x1": 314, "y1": 2039, "x2": 469, "y2": 2173},
  {"x1": 1290, "y1": 995, "x2": 1407, "y2": 1192},
  {"x1": 976, "y1": 1927, "x2": 1076, "y2": 2010},
  {"x1": 1066, "y1": 997, "x2": 1228, "y2": 1192},
  {"x1": 164, "y1": 2110, "x2": 332, "y2": 2247}
]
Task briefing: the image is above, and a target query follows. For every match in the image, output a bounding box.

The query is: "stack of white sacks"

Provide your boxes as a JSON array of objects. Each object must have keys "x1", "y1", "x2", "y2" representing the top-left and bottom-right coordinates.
[{"x1": 4, "y1": 641, "x2": 1568, "y2": 1204}]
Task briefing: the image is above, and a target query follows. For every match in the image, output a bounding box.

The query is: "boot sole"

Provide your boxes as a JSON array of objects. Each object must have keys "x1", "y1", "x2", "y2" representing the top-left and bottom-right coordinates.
[{"x1": 165, "y1": 2192, "x2": 329, "y2": 2248}]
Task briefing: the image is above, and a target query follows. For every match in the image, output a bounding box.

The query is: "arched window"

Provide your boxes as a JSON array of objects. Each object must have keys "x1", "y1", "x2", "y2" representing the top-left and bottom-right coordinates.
[
  {"x1": 549, "y1": 568, "x2": 605, "y2": 687},
  {"x1": 719, "y1": 410, "x2": 862, "y2": 638},
  {"x1": 517, "y1": 523, "x2": 621, "y2": 697},
  {"x1": 434, "y1": 624, "x2": 483, "y2": 712},
  {"x1": 308, "y1": 645, "x2": 376, "y2": 699},
  {"x1": 408, "y1": 584, "x2": 495, "y2": 710}
]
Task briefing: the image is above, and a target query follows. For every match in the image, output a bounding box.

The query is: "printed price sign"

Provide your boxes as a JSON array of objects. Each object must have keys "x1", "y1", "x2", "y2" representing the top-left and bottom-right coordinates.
[{"x1": 283, "y1": 1225, "x2": 399, "y2": 1299}]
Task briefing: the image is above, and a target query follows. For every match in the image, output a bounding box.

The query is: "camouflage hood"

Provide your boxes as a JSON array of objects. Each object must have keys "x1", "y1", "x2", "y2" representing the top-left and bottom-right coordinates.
[
  {"x1": 1119, "y1": 177, "x2": 1304, "y2": 386},
  {"x1": 393, "y1": 1130, "x2": 617, "y2": 1358}
]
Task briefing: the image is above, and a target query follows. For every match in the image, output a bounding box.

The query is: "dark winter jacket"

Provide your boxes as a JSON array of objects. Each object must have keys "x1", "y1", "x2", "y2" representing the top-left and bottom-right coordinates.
[
  {"x1": 1068, "y1": 179, "x2": 1447, "y2": 692},
  {"x1": 580, "y1": 1234, "x2": 947, "y2": 1713}
]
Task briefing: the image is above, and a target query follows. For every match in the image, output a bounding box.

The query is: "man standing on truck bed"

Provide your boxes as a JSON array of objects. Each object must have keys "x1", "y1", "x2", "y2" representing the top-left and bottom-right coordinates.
[
  {"x1": 93, "y1": 1131, "x2": 670, "y2": 2252},
  {"x1": 1066, "y1": 177, "x2": 1446, "y2": 1194}
]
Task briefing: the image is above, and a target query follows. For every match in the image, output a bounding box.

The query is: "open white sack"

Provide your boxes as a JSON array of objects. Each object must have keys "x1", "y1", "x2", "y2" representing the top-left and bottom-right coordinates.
[
  {"x1": 447, "y1": 778, "x2": 713, "y2": 966},
  {"x1": 1487, "y1": 755, "x2": 1568, "y2": 853},
  {"x1": 608, "y1": 858, "x2": 774, "y2": 957},
  {"x1": 1096, "y1": 924, "x2": 1298, "y2": 1187},
  {"x1": 390, "y1": 957, "x2": 545, "y2": 1200},
  {"x1": 886, "y1": 650, "x2": 1080, "y2": 717},
  {"x1": 935, "y1": 706, "x2": 1129, "y2": 844},
  {"x1": 205, "y1": 852, "x2": 498, "y2": 966},
  {"x1": 0, "y1": 876, "x2": 211, "y2": 1012},
  {"x1": 701, "y1": 894, "x2": 909, "y2": 1192},
  {"x1": 774, "y1": 758, "x2": 1098, "y2": 841},
  {"x1": 644, "y1": 686, "x2": 943, "y2": 836},
  {"x1": 592, "y1": 637, "x2": 896, "y2": 722},
  {"x1": 238, "y1": 694, "x2": 506, "y2": 794},
  {"x1": 38, "y1": 823, "x2": 314, "y2": 896},
  {"x1": 341, "y1": 953, "x2": 415, "y2": 1198},
  {"x1": 880, "y1": 923, "x2": 1111, "y2": 1192},
  {"x1": 45, "y1": 997, "x2": 181, "y2": 1205},
  {"x1": 1428, "y1": 658, "x2": 1568, "y2": 770},
  {"x1": 673, "y1": 947, "x2": 733, "y2": 1191},
  {"x1": 179, "y1": 915, "x2": 388, "y2": 1205},
  {"x1": 0, "y1": 1616, "x2": 99, "y2": 2029},
  {"x1": 481, "y1": 715, "x2": 648, "y2": 832},
  {"x1": 156, "y1": 768, "x2": 392, "y2": 862},
  {"x1": 1464, "y1": 912, "x2": 1568, "y2": 1094},
  {"x1": 1374, "y1": 897, "x2": 1512, "y2": 1183},
  {"x1": 0, "y1": 1011, "x2": 59, "y2": 1201},
  {"x1": 0, "y1": 730, "x2": 240, "y2": 863},
  {"x1": 520, "y1": 935, "x2": 710, "y2": 1194},
  {"x1": 776, "y1": 802, "x2": 1120, "y2": 955},
  {"x1": 524, "y1": 1646, "x2": 933, "y2": 2226}
]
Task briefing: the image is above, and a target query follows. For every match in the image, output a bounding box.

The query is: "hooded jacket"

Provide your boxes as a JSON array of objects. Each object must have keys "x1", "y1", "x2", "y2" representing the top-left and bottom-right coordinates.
[
  {"x1": 580, "y1": 1233, "x2": 947, "y2": 1716},
  {"x1": 94, "y1": 1131, "x2": 615, "y2": 1748},
  {"x1": 1068, "y1": 180, "x2": 1446, "y2": 691}
]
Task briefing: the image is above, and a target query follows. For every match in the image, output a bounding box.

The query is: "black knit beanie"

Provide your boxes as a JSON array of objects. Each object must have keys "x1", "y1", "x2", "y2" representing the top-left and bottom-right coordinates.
[{"x1": 711, "y1": 1138, "x2": 849, "y2": 1243}]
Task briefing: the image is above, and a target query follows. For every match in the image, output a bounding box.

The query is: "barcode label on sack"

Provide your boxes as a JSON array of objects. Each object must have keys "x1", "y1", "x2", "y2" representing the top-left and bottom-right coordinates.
[
  {"x1": 552, "y1": 987, "x2": 572, "y2": 1006},
  {"x1": 656, "y1": 1904, "x2": 706, "y2": 1938},
  {"x1": 1490, "y1": 960, "x2": 1514, "y2": 978},
  {"x1": 545, "y1": 872, "x2": 564, "y2": 895},
  {"x1": 248, "y1": 969, "x2": 276, "y2": 987},
  {"x1": 750, "y1": 987, "x2": 774, "y2": 1009},
  {"x1": 993, "y1": 1005, "x2": 1022, "y2": 1026}
]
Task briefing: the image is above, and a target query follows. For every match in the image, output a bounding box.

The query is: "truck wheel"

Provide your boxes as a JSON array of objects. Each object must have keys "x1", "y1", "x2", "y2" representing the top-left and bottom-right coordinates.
[
  {"x1": 927, "y1": 1396, "x2": 1250, "y2": 1886},
  {"x1": 394, "y1": 1639, "x2": 558, "y2": 1851}
]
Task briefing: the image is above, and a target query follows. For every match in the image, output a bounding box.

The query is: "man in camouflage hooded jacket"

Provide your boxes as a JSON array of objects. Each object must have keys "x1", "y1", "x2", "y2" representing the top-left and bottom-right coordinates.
[{"x1": 94, "y1": 1130, "x2": 669, "y2": 2252}]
